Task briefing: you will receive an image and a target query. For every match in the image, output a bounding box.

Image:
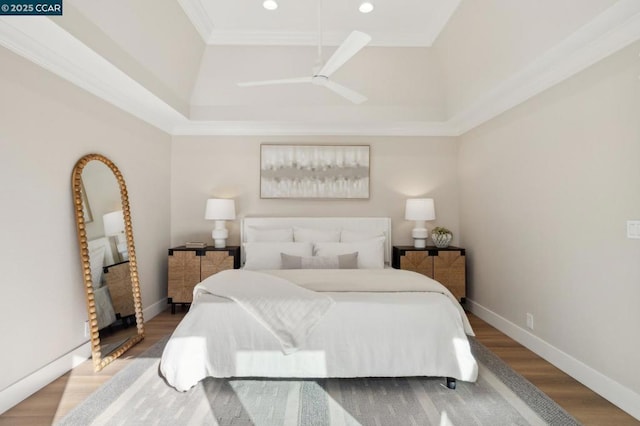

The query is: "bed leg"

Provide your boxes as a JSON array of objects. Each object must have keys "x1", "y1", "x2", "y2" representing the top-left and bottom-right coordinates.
[{"x1": 446, "y1": 377, "x2": 456, "y2": 389}]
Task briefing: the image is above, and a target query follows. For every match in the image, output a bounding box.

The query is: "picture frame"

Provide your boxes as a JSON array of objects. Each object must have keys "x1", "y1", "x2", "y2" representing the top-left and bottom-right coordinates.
[
  {"x1": 260, "y1": 144, "x2": 370, "y2": 199},
  {"x1": 80, "y1": 180, "x2": 94, "y2": 223}
]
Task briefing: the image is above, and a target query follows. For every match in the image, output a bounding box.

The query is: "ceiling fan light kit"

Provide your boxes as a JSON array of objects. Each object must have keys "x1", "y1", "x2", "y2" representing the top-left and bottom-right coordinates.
[
  {"x1": 262, "y1": 0, "x2": 278, "y2": 11},
  {"x1": 238, "y1": 0, "x2": 372, "y2": 105},
  {"x1": 359, "y1": 2, "x2": 374, "y2": 14}
]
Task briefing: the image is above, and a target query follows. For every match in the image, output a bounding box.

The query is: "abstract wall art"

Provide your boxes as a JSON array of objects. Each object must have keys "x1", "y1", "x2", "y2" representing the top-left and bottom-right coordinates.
[{"x1": 260, "y1": 144, "x2": 370, "y2": 199}]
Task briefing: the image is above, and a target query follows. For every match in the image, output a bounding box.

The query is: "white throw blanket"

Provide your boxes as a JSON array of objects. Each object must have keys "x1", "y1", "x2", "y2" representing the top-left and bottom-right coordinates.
[
  {"x1": 194, "y1": 270, "x2": 335, "y2": 354},
  {"x1": 264, "y1": 268, "x2": 474, "y2": 335}
]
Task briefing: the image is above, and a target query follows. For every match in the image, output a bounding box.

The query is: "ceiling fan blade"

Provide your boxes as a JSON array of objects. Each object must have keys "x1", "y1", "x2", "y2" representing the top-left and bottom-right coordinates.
[
  {"x1": 324, "y1": 80, "x2": 367, "y2": 104},
  {"x1": 318, "y1": 30, "x2": 371, "y2": 77},
  {"x1": 237, "y1": 77, "x2": 312, "y2": 87}
]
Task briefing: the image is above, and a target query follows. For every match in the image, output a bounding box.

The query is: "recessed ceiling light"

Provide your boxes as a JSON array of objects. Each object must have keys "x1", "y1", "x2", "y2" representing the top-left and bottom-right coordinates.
[
  {"x1": 359, "y1": 2, "x2": 374, "y2": 13},
  {"x1": 263, "y1": 0, "x2": 278, "y2": 11}
]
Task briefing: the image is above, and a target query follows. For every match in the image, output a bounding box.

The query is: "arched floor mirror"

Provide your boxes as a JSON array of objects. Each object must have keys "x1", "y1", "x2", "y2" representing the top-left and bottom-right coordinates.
[{"x1": 72, "y1": 153, "x2": 144, "y2": 371}]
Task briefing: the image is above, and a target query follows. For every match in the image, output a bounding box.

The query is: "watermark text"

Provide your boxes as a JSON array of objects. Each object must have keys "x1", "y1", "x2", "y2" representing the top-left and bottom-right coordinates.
[{"x1": 0, "y1": 0, "x2": 63, "y2": 15}]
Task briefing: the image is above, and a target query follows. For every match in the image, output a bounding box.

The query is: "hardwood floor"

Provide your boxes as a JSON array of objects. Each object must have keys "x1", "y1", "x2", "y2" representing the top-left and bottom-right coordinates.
[
  {"x1": 1, "y1": 309, "x2": 637, "y2": 425},
  {"x1": 0, "y1": 309, "x2": 187, "y2": 426},
  {"x1": 468, "y1": 314, "x2": 638, "y2": 425}
]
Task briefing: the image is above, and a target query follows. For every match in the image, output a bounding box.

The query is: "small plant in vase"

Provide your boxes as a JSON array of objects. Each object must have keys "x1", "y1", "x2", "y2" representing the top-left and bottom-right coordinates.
[{"x1": 431, "y1": 226, "x2": 453, "y2": 248}]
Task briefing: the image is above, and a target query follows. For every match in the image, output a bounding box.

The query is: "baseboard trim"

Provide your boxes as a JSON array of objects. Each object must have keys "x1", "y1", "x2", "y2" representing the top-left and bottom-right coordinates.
[
  {"x1": 143, "y1": 297, "x2": 168, "y2": 321},
  {"x1": 467, "y1": 299, "x2": 640, "y2": 420},
  {"x1": 0, "y1": 342, "x2": 91, "y2": 415},
  {"x1": 0, "y1": 298, "x2": 168, "y2": 415}
]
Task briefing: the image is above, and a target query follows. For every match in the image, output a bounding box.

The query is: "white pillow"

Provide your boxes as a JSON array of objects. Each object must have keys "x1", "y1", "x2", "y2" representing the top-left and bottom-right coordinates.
[
  {"x1": 293, "y1": 227, "x2": 341, "y2": 243},
  {"x1": 340, "y1": 229, "x2": 385, "y2": 242},
  {"x1": 243, "y1": 242, "x2": 313, "y2": 270},
  {"x1": 245, "y1": 226, "x2": 293, "y2": 242},
  {"x1": 281, "y1": 252, "x2": 358, "y2": 269},
  {"x1": 89, "y1": 245, "x2": 106, "y2": 288},
  {"x1": 314, "y1": 237, "x2": 385, "y2": 269}
]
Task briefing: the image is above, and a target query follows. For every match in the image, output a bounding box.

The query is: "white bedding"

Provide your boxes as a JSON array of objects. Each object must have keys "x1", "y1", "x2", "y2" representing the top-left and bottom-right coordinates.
[
  {"x1": 194, "y1": 270, "x2": 334, "y2": 354},
  {"x1": 94, "y1": 286, "x2": 116, "y2": 330},
  {"x1": 88, "y1": 237, "x2": 117, "y2": 330},
  {"x1": 160, "y1": 269, "x2": 478, "y2": 392},
  {"x1": 266, "y1": 269, "x2": 473, "y2": 334}
]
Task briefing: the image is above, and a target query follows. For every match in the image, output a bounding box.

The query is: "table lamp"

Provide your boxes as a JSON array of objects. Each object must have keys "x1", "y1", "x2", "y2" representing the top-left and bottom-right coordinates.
[
  {"x1": 103, "y1": 210, "x2": 128, "y2": 260},
  {"x1": 205, "y1": 198, "x2": 236, "y2": 248},
  {"x1": 405, "y1": 198, "x2": 436, "y2": 249}
]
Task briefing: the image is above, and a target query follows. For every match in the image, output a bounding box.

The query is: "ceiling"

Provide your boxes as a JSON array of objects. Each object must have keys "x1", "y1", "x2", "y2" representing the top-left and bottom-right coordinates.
[
  {"x1": 1, "y1": 0, "x2": 639, "y2": 135},
  {"x1": 178, "y1": 0, "x2": 460, "y2": 47}
]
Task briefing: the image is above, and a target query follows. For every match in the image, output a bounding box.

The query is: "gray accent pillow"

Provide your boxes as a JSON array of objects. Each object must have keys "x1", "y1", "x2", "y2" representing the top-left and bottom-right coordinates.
[{"x1": 281, "y1": 252, "x2": 358, "y2": 269}]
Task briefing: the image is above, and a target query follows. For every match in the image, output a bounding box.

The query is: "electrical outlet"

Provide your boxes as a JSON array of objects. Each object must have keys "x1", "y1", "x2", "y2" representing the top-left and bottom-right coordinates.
[
  {"x1": 526, "y1": 313, "x2": 534, "y2": 330},
  {"x1": 84, "y1": 320, "x2": 89, "y2": 337},
  {"x1": 627, "y1": 220, "x2": 640, "y2": 238}
]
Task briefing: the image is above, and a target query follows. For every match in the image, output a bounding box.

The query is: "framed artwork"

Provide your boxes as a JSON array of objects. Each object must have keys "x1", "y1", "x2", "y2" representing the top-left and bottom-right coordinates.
[
  {"x1": 80, "y1": 180, "x2": 94, "y2": 223},
  {"x1": 260, "y1": 144, "x2": 370, "y2": 199}
]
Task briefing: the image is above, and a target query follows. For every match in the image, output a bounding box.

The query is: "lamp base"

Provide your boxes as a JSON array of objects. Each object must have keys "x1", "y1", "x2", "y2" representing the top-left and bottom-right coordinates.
[
  {"x1": 115, "y1": 234, "x2": 129, "y2": 261},
  {"x1": 411, "y1": 226, "x2": 429, "y2": 249},
  {"x1": 212, "y1": 239, "x2": 227, "y2": 249},
  {"x1": 413, "y1": 238, "x2": 427, "y2": 249},
  {"x1": 116, "y1": 241, "x2": 129, "y2": 260},
  {"x1": 212, "y1": 221, "x2": 229, "y2": 249}
]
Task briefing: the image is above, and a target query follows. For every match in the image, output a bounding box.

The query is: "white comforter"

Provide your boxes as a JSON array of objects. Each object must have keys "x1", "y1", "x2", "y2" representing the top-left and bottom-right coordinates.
[
  {"x1": 193, "y1": 270, "x2": 335, "y2": 354},
  {"x1": 160, "y1": 269, "x2": 478, "y2": 392}
]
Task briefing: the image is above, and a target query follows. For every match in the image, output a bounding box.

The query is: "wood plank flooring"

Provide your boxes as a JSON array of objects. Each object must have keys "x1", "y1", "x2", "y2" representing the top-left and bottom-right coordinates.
[
  {"x1": 1, "y1": 309, "x2": 637, "y2": 425},
  {"x1": 467, "y1": 314, "x2": 638, "y2": 425}
]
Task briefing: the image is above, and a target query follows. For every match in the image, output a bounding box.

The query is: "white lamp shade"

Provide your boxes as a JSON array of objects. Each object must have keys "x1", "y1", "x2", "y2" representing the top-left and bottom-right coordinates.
[
  {"x1": 359, "y1": 2, "x2": 374, "y2": 13},
  {"x1": 405, "y1": 198, "x2": 436, "y2": 221},
  {"x1": 263, "y1": 0, "x2": 278, "y2": 10},
  {"x1": 205, "y1": 198, "x2": 236, "y2": 220},
  {"x1": 103, "y1": 210, "x2": 125, "y2": 236}
]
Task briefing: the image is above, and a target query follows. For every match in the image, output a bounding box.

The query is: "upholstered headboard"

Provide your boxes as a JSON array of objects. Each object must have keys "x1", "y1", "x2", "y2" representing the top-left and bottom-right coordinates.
[
  {"x1": 88, "y1": 236, "x2": 116, "y2": 266},
  {"x1": 240, "y1": 217, "x2": 392, "y2": 265},
  {"x1": 87, "y1": 236, "x2": 116, "y2": 287}
]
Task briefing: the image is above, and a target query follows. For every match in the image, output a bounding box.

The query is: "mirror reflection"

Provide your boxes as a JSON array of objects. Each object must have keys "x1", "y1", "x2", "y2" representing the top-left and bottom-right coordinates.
[{"x1": 73, "y1": 154, "x2": 144, "y2": 371}]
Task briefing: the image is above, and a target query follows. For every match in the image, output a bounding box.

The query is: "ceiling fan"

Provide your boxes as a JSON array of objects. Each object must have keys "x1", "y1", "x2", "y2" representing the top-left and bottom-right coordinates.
[{"x1": 237, "y1": 3, "x2": 371, "y2": 104}]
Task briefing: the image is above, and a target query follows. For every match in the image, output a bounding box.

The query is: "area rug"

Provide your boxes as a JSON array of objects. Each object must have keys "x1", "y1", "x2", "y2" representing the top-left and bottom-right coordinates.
[{"x1": 57, "y1": 336, "x2": 580, "y2": 426}]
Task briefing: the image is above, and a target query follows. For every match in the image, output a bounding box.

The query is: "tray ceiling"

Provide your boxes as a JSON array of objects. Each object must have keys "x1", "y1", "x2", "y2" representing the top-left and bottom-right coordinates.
[
  {"x1": 1, "y1": 0, "x2": 638, "y2": 135},
  {"x1": 178, "y1": 0, "x2": 461, "y2": 46}
]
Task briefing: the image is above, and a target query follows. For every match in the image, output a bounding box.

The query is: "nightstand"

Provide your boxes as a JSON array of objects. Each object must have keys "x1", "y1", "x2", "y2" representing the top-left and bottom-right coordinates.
[
  {"x1": 167, "y1": 246, "x2": 241, "y2": 313},
  {"x1": 103, "y1": 261, "x2": 135, "y2": 321},
  {"x1": 392, "y1": 245, "x2": 466, "y2": 303}
]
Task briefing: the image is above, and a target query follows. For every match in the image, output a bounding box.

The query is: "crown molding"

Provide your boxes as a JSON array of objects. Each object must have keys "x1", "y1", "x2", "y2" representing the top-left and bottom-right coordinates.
[
  {"x1": 0, "y1": 17, "x2": 187, "y2": 133},
  {"x1": 208, "y1": 30, "x2": 347, "y2": 47},
  {"x1": 205, "y1": 29, "x2": 434, "y2": 47},
  {"x1": 171, "y1": 120, "x2": 459, "y2": 137},
  {"x1": 421, "y1": 0, "x2": 461, "y2": 46},
  {"x1": 1, "y1": 1, "x2": 639, "y2": 138},
  {"x1": 449, "y1": 0, "x2": 640, "y2": 134},
  {"x1": 178, "y1": 0, "x2": 214, "y2": 43}
]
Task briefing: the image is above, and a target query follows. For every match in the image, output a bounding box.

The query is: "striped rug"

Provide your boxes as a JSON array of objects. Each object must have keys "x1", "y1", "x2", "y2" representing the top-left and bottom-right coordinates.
[{"x1": 57, "y1": 337, "x2": 580, "y2": 426}]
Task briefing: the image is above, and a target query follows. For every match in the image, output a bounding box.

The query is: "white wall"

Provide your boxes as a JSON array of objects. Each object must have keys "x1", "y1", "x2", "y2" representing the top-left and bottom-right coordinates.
[
  {"x1": 58, "y1": 0, "x2": 204, "y2": 115},
  {"x1": 0, "y1": 46, "x2": 171, "y2": 408},
  {"x1": 170, "y1": 136, "x2": 460, "y2": 248},
  {"x1": 434, "y1": 0, "x2": 616, "y2": 117},
  {"x1": 458, "y1": 40, "x2": 640, "y2": 413}
]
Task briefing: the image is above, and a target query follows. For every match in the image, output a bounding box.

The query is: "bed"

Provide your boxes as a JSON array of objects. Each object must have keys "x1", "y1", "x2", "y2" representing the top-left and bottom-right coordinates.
[
  {"x1": 88, "y1": 237, "x2": 117, "y2": 330},
  {"x1": 160, "y1": 217, "x2": 478, "y2": 392}
]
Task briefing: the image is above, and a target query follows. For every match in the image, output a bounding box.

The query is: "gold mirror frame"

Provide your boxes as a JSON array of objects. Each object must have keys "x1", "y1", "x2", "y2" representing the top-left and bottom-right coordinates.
[{"x1": 72, "y1": 153, "x2": 144, "y2": 371}]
